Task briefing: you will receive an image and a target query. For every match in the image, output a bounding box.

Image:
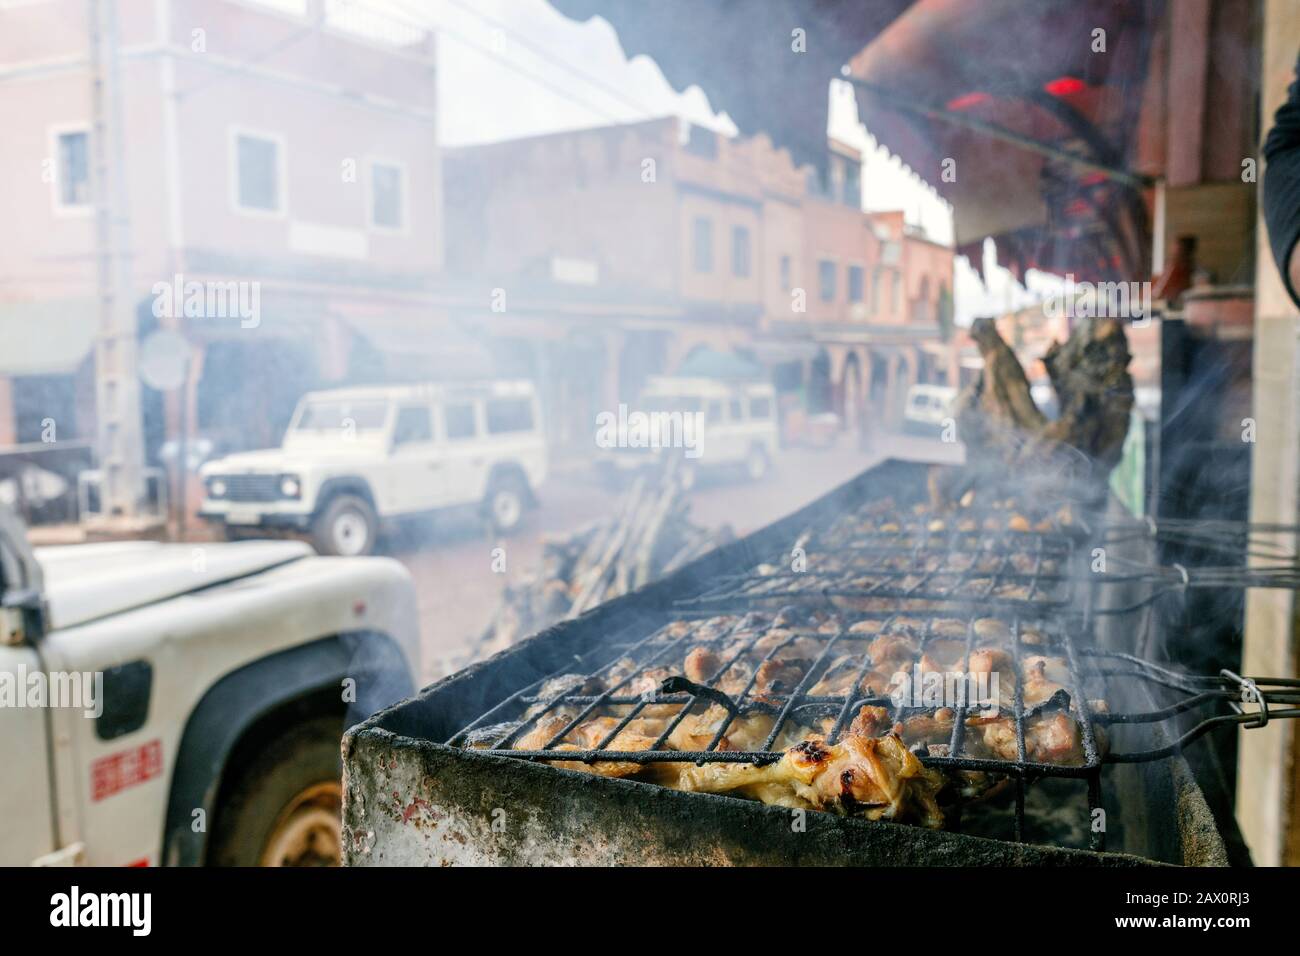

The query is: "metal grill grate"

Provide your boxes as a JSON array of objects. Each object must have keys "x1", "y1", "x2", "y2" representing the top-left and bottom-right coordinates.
[
  {"x1": 448, "y1": 606, "x2": 1109, "y2": 848},
  {"x1": 683, "y1": 508, "x2": 1081, "y2": 612},
  {"x1": 446, "y1": 484, "x2": 1300, "y2": 853}
]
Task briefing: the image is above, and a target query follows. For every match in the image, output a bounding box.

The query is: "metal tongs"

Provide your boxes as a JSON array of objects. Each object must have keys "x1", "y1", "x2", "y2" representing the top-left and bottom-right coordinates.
[{"x1": 1078, "y1": 648, "x2": 1300, "y2": 762}]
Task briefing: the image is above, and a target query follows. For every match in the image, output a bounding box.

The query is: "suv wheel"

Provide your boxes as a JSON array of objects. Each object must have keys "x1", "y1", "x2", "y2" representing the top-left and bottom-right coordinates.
[
  {"x1": 312, "y1": 494, "x2": 377, "y2": 556},
  {"x1": 485, "y1": 473, "x2": 528, "y2": 534},
  {"x1": 209, "y1": 716, "x2": 343, "y2": 867},
  {"x1": 745, "y1": 444, "x2": 770, "y2": 481}
]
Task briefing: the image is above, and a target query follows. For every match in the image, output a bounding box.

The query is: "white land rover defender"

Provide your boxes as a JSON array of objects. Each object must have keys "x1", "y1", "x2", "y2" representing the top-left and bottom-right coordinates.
[
  {"x1": 596, "y1": 376, "x2": 780, "y2": 488},
  {"x1": 199, "y1": 380, "x2": 548, "y2": 556},
  {"x1": 0, "y1": 502, "x2": 419, "y2": 867}
]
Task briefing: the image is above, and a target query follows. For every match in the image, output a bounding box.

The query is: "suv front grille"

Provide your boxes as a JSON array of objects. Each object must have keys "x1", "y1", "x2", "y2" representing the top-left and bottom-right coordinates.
[{"x1": 218, "y1": 474, "x2": 281, "y2": 502}]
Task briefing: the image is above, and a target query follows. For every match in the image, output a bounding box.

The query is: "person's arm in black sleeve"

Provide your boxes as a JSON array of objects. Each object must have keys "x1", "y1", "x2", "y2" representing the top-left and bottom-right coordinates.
[{"x1": 1264, "y1": 52, "x2": 1300, "y2": 308}]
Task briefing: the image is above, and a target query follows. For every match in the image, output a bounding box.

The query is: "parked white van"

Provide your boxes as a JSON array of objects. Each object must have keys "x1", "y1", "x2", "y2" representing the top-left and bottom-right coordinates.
[
  {"x1": 902, "y1": 384, "x2": 958, "y2": 436},
  {"x1": 199, "y1": 381, "x2": 547, "y2": 555},
  {"x1": 596, "y1": 376, "x2": 779, "y2": 487}
]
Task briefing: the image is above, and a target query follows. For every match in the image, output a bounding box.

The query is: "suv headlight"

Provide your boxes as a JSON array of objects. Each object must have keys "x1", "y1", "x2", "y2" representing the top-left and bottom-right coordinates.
[
  {"x1": 279, "y1": 474, "x2": 301, "y2": 499},
  {"x1": 207, "y1": 478, "x2": 228, "y2": 499}
]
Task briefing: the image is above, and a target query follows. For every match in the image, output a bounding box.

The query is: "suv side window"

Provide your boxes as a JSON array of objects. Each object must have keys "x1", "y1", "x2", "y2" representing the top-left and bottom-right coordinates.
[
  {"x1": 706, "y1": 400, "x2": 723, "y2": 422},
  {"x1": 729, "y1": 398, "x2": 744, "y2": 421},
  {"x1": 393, "y1": 405, "x2": 432, "y2": 445},
  {"x1": 749, "y1": 396, "x2": 772, "y2": 419},
  {"x1": 443, "y1": 402, "x2": 477, "y2": 441}
]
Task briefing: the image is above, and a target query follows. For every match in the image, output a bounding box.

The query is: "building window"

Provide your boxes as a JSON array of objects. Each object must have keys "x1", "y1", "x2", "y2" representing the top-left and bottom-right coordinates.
[
  {"x1": 779, "y1": 255, "x2": 791, "y2": 291},
  {"x1": 692, "y1": 217, "x2": 713, "y2": 273},
  {"x1": 54, "y1": 129, "x2": 91, "y2": 208},
  {"x1": 731, "y1": 225, "x2": 751, "y2": 277},
  {"x1": 848, "y1": 265, "x2": 864, "y2": 303},
  {"x1": 891, "y1": 271, "x2": 902, "y2": 313},
  {"x1": 818, "y1": 259, "x2": 836, "y2": 302},
  {"x1": 232, "y1": 130, "x2": 284, "y2": 214},
  {"x1": 871, "y1": 266, "x2": 883, "y2": 313},
  {"x1": 368, "y1": 160, "x2": 406, "y2": 230}
]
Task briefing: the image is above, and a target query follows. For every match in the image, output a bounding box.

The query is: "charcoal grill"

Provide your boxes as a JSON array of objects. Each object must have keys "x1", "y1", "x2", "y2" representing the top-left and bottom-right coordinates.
[{"x1": 343, "y1": 458, "x2": 1293, "y2": 866}]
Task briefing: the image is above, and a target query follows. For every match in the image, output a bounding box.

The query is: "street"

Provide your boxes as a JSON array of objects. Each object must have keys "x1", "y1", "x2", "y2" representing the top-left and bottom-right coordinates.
[{"x1": 391, "y1": 432, "x2": 960, "y2": 682}]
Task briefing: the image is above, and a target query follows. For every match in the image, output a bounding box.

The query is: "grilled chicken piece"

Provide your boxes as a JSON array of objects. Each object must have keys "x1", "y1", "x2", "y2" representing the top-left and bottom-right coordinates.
[
  {"x1": 1021, "y1": 655, "x2": 1070, "y2": 707},
  {"x1": 665, "y1": 703, "x2": 806, "y2": 753},
  {"x1": 677, "y1": 733, "x2": 947, "y2": 827},
  {"x1": 978, "y1": 710, "x2": 1086, "y2": 765},
  {"x1": 809, "y1": 656, "x2": 864, "y2": 696},
  {"x1": 512, "y1": 715, "x2": 647, "y2": 778},
  {"x1": 513, "y1": 714, "x2": 667, "y2": 779},
  {"x1": 919, "y1": 638, "x2": 966, "y2": 675},
  {"x1": 967, "y1": 647, "x2": 1017, "y2": 711},
  {"x1": 524, "y1": 673, "x2": 604, "y2": 718},
  {"x1": 868, "y1": 633, "x2": 918, "y2": 672},
  {"x1": 683, "y1": 646, "x2": 723, "y2": 684},
  {"x1": 899, "y1": 708, "x2": 956, "y2": 748},
  {"x1": 847, "y1": 704, "x2": 893, "y2": 738}
]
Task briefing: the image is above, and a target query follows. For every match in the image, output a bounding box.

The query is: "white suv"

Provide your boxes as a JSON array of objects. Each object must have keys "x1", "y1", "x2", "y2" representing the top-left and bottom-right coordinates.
[
  {"x1": 199, "y1": 381, "x2": 547, "y2": 555},
  {"x1": 597, "y1": 377, "x2": 779, "y2": 487}
]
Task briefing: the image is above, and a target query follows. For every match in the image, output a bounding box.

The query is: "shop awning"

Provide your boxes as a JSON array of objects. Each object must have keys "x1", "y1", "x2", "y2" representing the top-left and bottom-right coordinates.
[
  {"x1": 0, "y1": 300, "x2": 98, "y2": 376},
  {"x1": 674, "y1": 346, "x2": 766, "y2": 380},
  {"x1": 553, "y1": 0, "x2": 1161, "y2": 283},
  {"x1": 336, "y1": 307, "x2": 498, "y2": 380},
  {"x1": 550, "y1": 0, "x2": 913, "y2": 173},
  {"x1": 847, "y1": 0, "x2": 1159, "y2": 282}
]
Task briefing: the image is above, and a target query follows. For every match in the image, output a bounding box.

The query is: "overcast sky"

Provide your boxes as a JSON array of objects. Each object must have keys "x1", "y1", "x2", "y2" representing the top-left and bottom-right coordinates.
[{"x1": 369, "y1": 0, "x2": 1060, "y2": 324}]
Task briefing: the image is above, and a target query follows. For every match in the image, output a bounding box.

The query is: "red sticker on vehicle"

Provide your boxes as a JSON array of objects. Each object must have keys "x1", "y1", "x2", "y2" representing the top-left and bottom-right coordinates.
[{"x1": 91, "y1": 740, "x2": 163, "y2": 801}]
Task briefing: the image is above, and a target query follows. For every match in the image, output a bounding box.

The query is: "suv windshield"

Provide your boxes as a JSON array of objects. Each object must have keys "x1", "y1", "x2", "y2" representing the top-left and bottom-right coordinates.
[{"x1": 293, "y1": 401, "x2": 389, "y2": 432}]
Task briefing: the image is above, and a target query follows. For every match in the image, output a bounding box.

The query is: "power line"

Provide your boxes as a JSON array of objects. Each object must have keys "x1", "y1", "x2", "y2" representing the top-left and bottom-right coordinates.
[
  {"x1": 438, "y1": 0, "x2": 659, "y2": 119},
  {"x1": 381, "y1": 0, "x2": 639, "y2": 125},
  {"x1": 176, "y1": 0, "x2": 357, "y2": 103}
]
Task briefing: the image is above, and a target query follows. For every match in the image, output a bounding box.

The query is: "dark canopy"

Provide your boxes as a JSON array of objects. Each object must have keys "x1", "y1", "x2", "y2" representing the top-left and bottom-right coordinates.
[
  {"x1": 552, "y1": 0, "x2": 1162, "y2": 282},
  {"x1": 550, "y1": 0, "x2": 912, "y2": 172}
]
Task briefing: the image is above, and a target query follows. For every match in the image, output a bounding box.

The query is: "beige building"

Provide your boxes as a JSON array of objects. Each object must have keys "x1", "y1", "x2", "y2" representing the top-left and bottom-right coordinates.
[{"x1": 0, "y1": 0, "x2": 441, "y2": 516}]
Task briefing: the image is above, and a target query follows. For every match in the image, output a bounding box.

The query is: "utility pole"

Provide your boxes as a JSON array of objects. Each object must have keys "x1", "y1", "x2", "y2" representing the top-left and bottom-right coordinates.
[{"x1": 87, "y1": 0, "x2": 147, "y2": 522}]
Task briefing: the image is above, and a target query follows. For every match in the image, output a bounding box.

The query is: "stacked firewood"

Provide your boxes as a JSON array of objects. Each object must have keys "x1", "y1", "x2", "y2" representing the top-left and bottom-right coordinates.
[{"x1": 471, "y1": 460, "x2": 732, "y2": 661}]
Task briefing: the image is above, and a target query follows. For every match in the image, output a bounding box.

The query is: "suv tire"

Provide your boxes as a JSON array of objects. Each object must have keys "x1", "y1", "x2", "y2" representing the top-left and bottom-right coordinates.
[
  {"x1": 209, "y1": 715, "x2": 343, "y2": 867},
  {"x1": 311, "y1": 493, "x2": 377, "y2": 556},
  {"x1": 485, "y1": 472, "x2": 529, "y2": 534}
]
